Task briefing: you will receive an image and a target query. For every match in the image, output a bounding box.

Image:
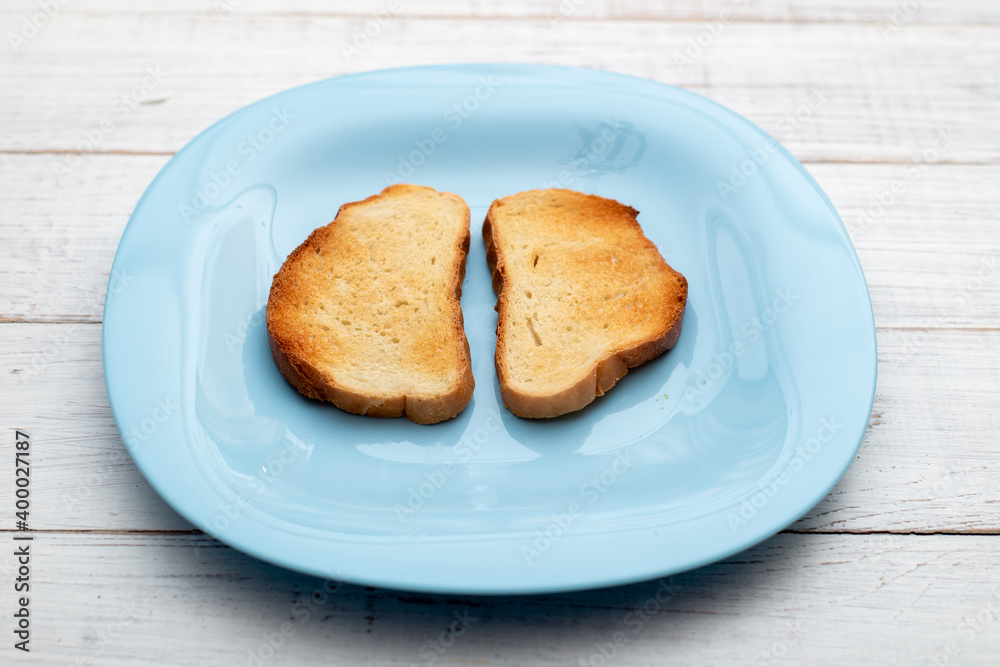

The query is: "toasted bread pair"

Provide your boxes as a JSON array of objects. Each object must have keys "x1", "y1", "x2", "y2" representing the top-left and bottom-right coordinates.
[{"x1": 266, "y1": 185, "x2": 687, "y2": 424}]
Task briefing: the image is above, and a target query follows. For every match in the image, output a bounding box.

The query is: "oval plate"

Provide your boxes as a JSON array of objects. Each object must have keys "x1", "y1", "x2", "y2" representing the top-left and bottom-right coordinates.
[{"x1": 103, "y1": 64, "x2": 877, "y2": 594}]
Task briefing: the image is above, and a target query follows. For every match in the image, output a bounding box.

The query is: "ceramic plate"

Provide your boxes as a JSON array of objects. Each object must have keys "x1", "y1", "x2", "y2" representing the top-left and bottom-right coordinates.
[{"x1": 103, "y1": 64, "x2": 877, "y2": 594}]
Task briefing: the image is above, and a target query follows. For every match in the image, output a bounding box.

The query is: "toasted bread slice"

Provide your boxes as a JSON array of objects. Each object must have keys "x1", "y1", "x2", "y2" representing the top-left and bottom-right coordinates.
[
  {"x1": 266, "y1": 184, "x2": 474, "y2": 424},
  {"x1": 484, "y1": 189, "x2": 687, "y2": 418}
]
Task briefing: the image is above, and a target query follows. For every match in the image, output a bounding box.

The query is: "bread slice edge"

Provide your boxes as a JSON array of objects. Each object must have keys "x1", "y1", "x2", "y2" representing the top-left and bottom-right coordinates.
[
  {"x1": 483, "y1": 190, "x2": 687, "y2": 419},
  {"x1": 266, "y1": 184, "x2": 475, "y2": 425}
]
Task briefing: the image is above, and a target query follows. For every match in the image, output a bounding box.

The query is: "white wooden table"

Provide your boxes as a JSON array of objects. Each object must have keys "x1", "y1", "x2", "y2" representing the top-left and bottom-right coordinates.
[{"x1": 2, "y1": 1, "x2": 999, "y2": 664}]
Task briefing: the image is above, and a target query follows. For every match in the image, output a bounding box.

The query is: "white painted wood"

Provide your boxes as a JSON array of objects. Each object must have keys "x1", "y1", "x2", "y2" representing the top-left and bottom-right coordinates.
[
  {"x1": 2, "y1": 2, "x2": 999, "y2": 664},
  {"x1": 0, "y1": 14, "x2": 997, "y2": 163},
  {"x1": 2, "y1": 156, "x2": 998, "y2": 326},
  {"x1": 809, "y1": 162, "x2": 1000, "y2": 330},
  {"x1": 2, "y1": 0, "x2": 998, "y2": 23},
  {"x1": 0, "y1": 532, "x2": 997, "y2": 666},
  {"x1": 2, "y1": 323, "x2": 998, "y2": 534}
]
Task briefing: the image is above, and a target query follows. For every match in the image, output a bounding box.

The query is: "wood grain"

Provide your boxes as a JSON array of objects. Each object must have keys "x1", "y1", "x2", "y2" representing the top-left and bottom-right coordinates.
[
  {"x1": 2, "y1": 1, "x2": 999, "y2": 664},
  {"x1": 3, "y1": 0, "x2": 999, "y2": 23},
  {"x1": 2, "y1": 155, "x2": 997, "y2": 326},
  {"x1": 0, "y1": 531, "x2": 997, "y2": 666},
  {"x1": 0, "y1": 13, "x2": 997, "y2": 163},
  {"x1": 1, "y1": 323, "x2": 998, "y2": 534}
]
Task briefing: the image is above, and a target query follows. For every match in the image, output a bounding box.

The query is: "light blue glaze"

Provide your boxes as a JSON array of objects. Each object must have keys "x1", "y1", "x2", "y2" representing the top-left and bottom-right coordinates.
[{"x1": 103, "y1": 64, "x2": 877, "y2": 594}]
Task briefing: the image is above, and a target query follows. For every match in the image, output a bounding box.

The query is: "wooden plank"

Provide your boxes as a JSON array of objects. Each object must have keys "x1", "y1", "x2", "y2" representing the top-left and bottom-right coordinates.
[
  {"x1": 799, "y1": 326, "x2": 1000, "y2": 533},
  {"x1": 0, "y1": 14, "x2": 997, "y2": 163},
  {"x1": 2, "y1": 0, "x2": 998, "y2": 23},
  {"x1": 0, "y1": 322, "x2": 192, "y2": 531},
  {"x1": 1, "y1": 323, "x2": 998, "y2": 534},
  {"x1": 0, "y1": 3, "x2": 995, "y2": 662},
  {"x1": 0, "y1": 155, "x2": 165, "y2": 323},
  {"x1": 808, "y1": 162, "x2": 1000, "y2": 330},
  {"x1": 2, "y1": 155, "x2": 998, "y2": 327},
  {"x1": 0, "y1": 531, "x2": 997, "y2": 665}
]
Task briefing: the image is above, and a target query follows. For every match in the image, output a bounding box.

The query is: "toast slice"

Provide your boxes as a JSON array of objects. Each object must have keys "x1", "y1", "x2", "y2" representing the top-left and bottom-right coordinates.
[
  {"x1": 484, "y1": 189, "x2": 687, "y2": 418},
  {"x1": 266, "y1": 184, "x2": 474, "y2": 424}
]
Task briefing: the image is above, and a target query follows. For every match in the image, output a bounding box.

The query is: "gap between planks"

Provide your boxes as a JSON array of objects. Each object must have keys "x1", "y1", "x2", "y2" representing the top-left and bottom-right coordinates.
[
  {"x1": 0, "y1": 10, "x2": 997, "y2": 27},
  {"x1": 0, "y1": 149, "x2": 997, "y2": 167},
  {"x1": 0, "y1": 528, "x2": 997, "y2": 536},
  {"x1": 0, "y1": 529, "x2": 203, "y2": 535}
]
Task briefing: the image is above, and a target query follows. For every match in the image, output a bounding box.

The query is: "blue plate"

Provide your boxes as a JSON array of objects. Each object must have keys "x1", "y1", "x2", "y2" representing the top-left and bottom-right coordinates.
[{"x1": 103, "y1": 64, "x2": 877, "y2": 594}]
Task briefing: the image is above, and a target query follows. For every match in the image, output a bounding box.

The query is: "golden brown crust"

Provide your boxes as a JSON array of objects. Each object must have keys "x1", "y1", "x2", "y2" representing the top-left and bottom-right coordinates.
[
  {"x1": 484, "y1": 189, "x2": 687, "y2": 419},
  {"x1": 266, "y1": 184, "x2": 474, "y2": 425}
]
